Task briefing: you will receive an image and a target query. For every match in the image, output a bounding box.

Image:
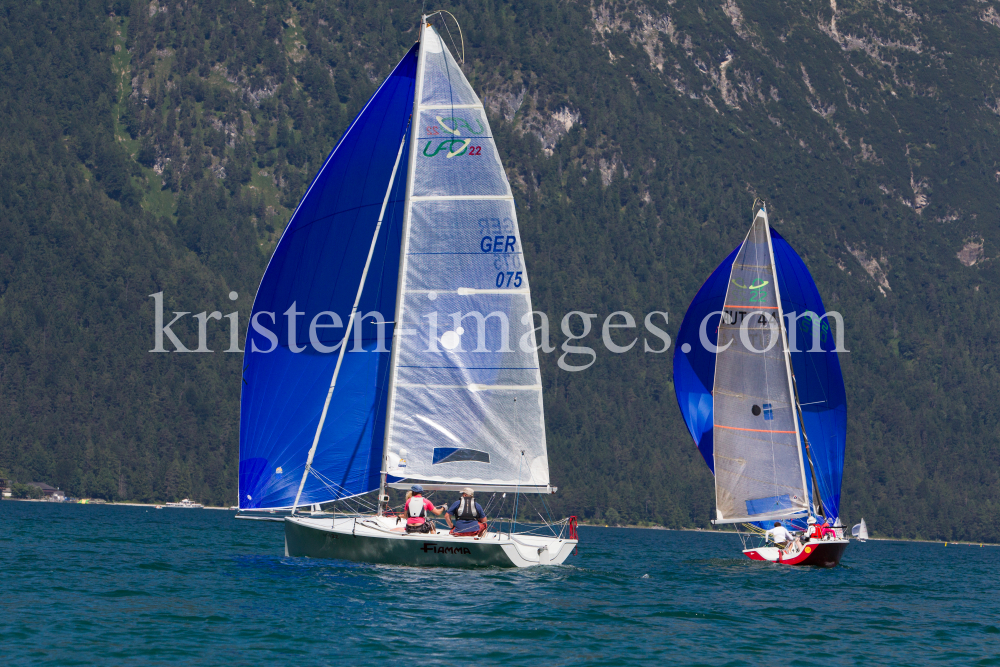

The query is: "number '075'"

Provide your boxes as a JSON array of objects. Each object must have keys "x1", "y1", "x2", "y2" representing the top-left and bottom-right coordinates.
[{"x1": 496, "y1": 271, "x2": 523, "y2": 288}]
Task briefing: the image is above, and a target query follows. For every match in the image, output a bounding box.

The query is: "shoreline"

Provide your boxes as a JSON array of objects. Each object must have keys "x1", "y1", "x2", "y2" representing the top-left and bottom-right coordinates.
[
  {"x1": 3, "y1": 498, "x2": 234, "y2": 510},
  {"x1": 7, "y1": 500, "x2": 997, "y2": 545},
  {"x1": 575, "y1": 521, "x2": 999, "y2": 547}
]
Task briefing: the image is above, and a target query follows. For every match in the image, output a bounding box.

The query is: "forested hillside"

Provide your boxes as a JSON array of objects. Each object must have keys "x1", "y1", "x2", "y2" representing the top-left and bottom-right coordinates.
[{"x1": 2, "y1": 0, "x2": 1000, "y2": 541}]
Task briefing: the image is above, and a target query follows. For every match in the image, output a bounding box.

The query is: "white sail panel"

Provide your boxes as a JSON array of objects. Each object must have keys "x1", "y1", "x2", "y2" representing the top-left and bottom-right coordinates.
[
  {"x1": 418, "y1": 29, "x2": 479, "y2": 107},
  {"x1": 712, "y1": 212, "x2": 808, "y2": 522},
  {"x1": 404, "y1": 200, "x2": 526, "y2": 289},
  {"x1": 384, "y1": 24, "x2": 548, "y2": 486}
]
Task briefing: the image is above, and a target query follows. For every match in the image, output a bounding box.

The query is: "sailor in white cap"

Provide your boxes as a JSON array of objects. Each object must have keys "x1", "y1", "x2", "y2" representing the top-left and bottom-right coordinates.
[{"x1": 445, "y1": 487, "x2": 488, "y2": 537}]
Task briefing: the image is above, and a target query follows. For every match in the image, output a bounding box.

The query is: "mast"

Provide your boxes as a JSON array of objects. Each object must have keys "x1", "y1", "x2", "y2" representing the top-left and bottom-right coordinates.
[
  {"x1": 378, "y1": 16, "x2": 428, "y2": 515},
  {"x1": 760, "y1": 203, "x2": 812, "y2": 516}
]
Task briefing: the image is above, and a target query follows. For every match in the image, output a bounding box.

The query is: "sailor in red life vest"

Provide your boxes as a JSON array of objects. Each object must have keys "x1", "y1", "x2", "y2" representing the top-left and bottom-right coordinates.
[
  {"x1": 805, "y1": 515, "x2": 836, "y2": 540},
  {"x1": 806, "y1": 516, "x2": 821, "y2": 539},
  {"x1": 404, "y1": 485, "x2": 445, "y2": 534},
  {"x1": 445, "y1": 488, "x2": 488, "y2": 537}
]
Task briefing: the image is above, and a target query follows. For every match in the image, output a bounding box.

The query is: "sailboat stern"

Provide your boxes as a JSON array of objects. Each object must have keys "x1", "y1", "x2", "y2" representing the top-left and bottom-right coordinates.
[{"x1": 743, "y1": 538, "x2": 848, "y2": 568}]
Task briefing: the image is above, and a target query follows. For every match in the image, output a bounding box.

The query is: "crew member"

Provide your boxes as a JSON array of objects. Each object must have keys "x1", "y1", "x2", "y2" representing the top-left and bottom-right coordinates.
[
  {"x1": 817, "y1": 516, "x2": 836, "y2": 539},
  {"x1": 766, "y1": 521, "x2": 792, "y2": 548},
  {"x1": 806, "y1": 516, "x2": 830, "y2": 540},
  {"x1": 445, "y1": 487, "x2": 487, "y2": 537},
  {"x1": 405, "y1": 485, "x2": 444, "y2": 534}
]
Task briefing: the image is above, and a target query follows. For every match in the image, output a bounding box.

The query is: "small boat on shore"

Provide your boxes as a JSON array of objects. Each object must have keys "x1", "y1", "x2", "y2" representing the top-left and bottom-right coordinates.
[
  {"x1": 164, "y1": 499, "x2": 203, "y2": 509},
  {"x1": 673, "y1": 202, "x2": 849, "y2": 567}
]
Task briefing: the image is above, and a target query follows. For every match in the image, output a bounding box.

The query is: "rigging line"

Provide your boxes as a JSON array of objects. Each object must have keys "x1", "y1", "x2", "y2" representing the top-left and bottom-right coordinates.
[
  {"x1": 310, "y1": 469, "x2": 378, "y2": 504},
  {"x1": 790, "y1": 365, "x2": 825, "y2": 516},
  {"x1": 367, "y1": 119, "x2": 411, "y2": 493},
  {"x1": 511, "y1": 450, "x2": 525, "y2": 538},
  {"x1": 540, "y1": 493, "x2": 555, "y2": 526},
  {"x1": 308, "y1": 475, "x2": 379, "y2": 512},
  {"x1": 425, "y1": 10, "x2": 464, "y2": 63},
  {"x1": 423, "y1": 12, "x2": 462, "y2": 123},
  {"x1": 291, "y1": 132, "x2": 410, "y2": 515}
]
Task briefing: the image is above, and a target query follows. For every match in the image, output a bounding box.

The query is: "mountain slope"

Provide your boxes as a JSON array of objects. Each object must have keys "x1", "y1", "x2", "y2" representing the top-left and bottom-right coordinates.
[{"x1": 2, "y1": 0, "x2": 999, "y2": 540}]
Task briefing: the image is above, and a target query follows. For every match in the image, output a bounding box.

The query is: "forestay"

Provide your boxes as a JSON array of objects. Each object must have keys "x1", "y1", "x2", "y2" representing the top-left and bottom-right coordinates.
[
  {"x1": 712, "y1": 209, "x2": 809, "y2": 523},
  {"x1": 383, "y1": 25, "x2": 549, "y2": 487}
]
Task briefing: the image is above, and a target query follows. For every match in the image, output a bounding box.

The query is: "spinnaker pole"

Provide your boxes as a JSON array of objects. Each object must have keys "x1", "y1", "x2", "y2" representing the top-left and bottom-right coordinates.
[{"x1": 290, "y1": 131, "x2": 409, "y2": 514}]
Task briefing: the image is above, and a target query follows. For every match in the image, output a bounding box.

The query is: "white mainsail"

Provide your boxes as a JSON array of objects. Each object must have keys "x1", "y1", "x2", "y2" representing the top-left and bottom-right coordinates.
[
  {"x1": 382, "y1": 25, "x2": 549, "y2": 487},
  {"x1": 712, "y1": 207, "x2": 810, "y2": 523}
]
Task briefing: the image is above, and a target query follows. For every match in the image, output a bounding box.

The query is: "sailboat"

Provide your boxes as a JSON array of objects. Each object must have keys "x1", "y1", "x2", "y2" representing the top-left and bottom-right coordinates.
[
  {"x1": 237, "y1": 15, "x2": 577, "y2": 568},
  {"x1": 673, "y1": 202, "x2": 849, "y2": 567},
  {"x1": 852, "y1": 518, "x2": 869, "y2": 541}
]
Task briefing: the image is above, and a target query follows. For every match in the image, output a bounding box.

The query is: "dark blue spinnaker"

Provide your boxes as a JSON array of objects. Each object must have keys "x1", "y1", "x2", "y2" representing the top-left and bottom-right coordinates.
[
  {"x1": 672, "y1": 228, "x2": 846, "y2": 520},
  {"x1": 239, "y1": 46, "x2": 417, "y2": 510},
  {"x1": 770, "y1": 229, "x2": 846, "y2": 520},
  {"x1": 672, "y1": 247, "x2": 739, "y2": 474}
]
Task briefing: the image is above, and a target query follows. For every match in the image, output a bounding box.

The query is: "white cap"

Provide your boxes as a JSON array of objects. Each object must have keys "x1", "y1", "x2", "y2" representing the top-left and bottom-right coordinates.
[{"x1": 461, "y1": 487, "x2": 474, "y2": 496}]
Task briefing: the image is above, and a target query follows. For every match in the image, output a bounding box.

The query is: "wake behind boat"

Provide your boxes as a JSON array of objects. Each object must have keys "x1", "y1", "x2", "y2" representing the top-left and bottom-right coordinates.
[
  {"x1": 674, "y1": 202, "x2": 849, "y2": 567},
  {"x1": 237, "y1": 15, "x2": 576, "y2": 568}
]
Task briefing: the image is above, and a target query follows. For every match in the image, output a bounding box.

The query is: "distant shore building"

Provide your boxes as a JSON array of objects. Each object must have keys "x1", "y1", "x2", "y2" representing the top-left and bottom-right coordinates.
[{"x1": 28, "y1": 483, "x2": 66, "y2": 501}]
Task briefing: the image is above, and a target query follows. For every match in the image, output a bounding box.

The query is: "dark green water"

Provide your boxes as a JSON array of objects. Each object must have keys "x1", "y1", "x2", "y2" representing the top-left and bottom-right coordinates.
[{"x1": 2, "y1": 502, "x2": 998, "y2": 665}]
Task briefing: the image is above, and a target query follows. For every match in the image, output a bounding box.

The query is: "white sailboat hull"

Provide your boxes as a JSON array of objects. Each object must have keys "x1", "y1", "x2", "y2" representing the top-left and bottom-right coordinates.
[{"x1": 284, "y1": 516, "x2": 577, "y2": 568}]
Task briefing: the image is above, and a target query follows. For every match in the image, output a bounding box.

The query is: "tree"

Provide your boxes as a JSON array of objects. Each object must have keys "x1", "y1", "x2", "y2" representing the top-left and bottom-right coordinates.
[{"x1": 11, "y1": 483, "x2": 43, "y2": 500}]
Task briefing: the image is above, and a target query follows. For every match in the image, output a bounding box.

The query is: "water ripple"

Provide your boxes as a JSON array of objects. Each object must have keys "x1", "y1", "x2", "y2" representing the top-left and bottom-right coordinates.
[{"x1": 2, "y1": 503, "x2": 999, "y2": 664}]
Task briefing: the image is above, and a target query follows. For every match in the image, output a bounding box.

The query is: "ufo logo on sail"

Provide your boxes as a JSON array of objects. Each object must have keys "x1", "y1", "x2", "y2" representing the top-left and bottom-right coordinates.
[{"x1": 731, "y1": 279, "x2": 769, "y2": 290}]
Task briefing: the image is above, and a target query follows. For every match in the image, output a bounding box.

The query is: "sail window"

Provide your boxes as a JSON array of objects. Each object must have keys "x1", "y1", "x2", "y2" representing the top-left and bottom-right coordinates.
[
  {"x1": 762, "y1": 403, "x2": 774, "y2": 420},
  {"x1": 745, "y1": 494, "x2": 793, "y2": 516},
  {"x1": 432, "y1": 448, "x2": 491, "y2": 464}
]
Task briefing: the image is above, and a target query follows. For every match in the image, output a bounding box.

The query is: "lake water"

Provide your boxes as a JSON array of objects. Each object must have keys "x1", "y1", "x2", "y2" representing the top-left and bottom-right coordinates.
[{"x1": 2, "y1": 501, "x2": 998, "y2": 665}]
